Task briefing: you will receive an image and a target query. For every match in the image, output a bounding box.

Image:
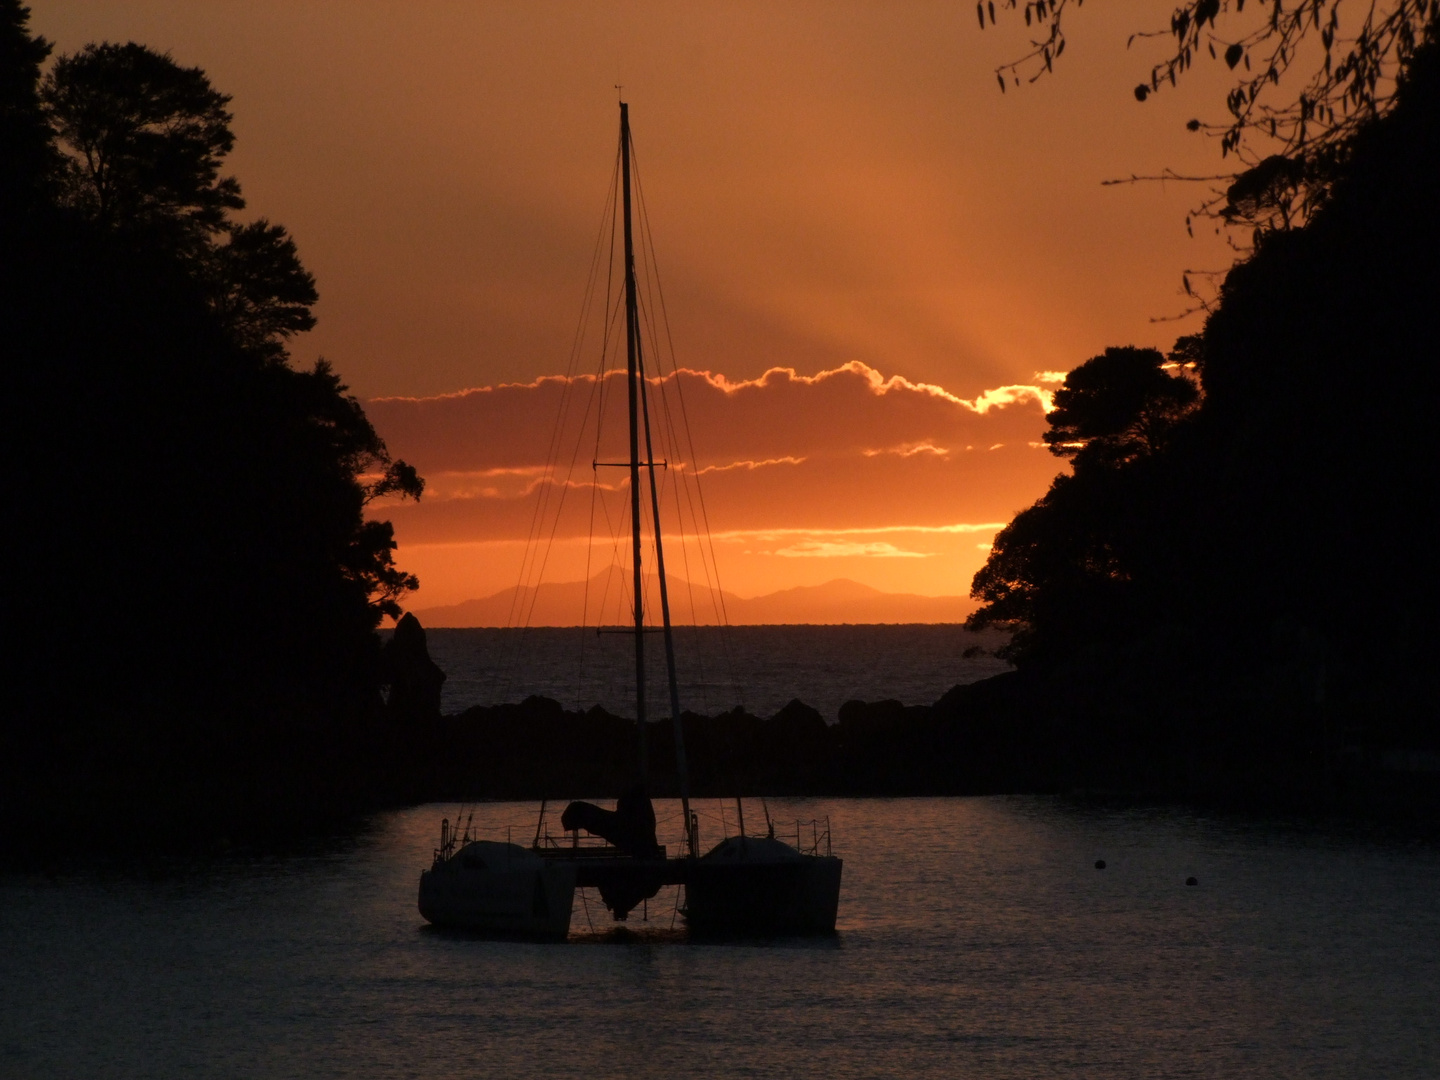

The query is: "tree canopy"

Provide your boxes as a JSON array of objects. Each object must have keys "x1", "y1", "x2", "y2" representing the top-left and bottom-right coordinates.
[
  {"x1": 968, "y1": 29, "x2": 1440, "y2": 757},
  {"x1": 970, "y1": 346, "x2": 1200, "y2": 660},
  {"x1": 1, "y1": 3, "x2": 427, "y2": 848},
  {"x1": 981, "y1": 0, "x2": 1439, "y2": 235},
  {"x1": 41, "y1": 40, "x2": 242, "y2": 238},
  {"x1": 0, "y1": 0, "x2": 55, "y2": 216},
  {"x1": 1041, "y1": 346, "x2": 1200, "y2": 467}
]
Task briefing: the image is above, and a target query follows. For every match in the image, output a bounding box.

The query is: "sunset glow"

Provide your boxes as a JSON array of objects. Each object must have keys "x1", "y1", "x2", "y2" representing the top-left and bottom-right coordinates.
[{"x1": 27, "y1": 1, "x2": 1238, "y2": 614}]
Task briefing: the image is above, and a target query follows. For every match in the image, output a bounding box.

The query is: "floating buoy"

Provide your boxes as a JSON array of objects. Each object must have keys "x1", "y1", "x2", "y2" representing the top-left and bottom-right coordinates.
[
  {"x1": 1186, "y1": 876, "x2": 1198, "y2": 886},
  {"x1": 1094, "y1": 859, "x2": 1106, "y2": 870}
]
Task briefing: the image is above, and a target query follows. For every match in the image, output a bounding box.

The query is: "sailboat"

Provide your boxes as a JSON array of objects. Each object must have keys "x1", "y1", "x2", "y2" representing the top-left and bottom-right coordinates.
[{"x1": 418, "y1": 101, "x2": 842, "y2": 938}]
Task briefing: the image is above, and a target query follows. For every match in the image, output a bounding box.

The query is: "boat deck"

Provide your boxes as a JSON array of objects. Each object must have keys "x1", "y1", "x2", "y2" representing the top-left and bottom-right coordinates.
[{"x1": 536, "y1": 848, "x2": 688, "y2": 889}]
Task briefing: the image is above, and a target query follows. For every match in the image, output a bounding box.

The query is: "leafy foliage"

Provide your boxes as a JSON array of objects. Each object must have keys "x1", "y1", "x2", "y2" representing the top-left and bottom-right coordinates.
[
  {"x1": 1, "y1": 4, "x2": 428, "y2": 842},
  {"x1": 41, "y1": 41, "x2": 242, "y2": 240},
  {"x1": 969, "y1": 35, "x2": 1440, "y2": 752},
  {"x1": 0, "y1": 1, "x2": 56, "y2": 216},
  {"x1": 981, "y1": 0, "x2": 1439, "y2": 234},
  {"x1": 970, "y1": 346, "x2": 1199, "y2": 659},
  {"x1": 1042, "y1": 346, "x2": 1200, "y2": 467},
  {"x1": 205, "y1": 220, "x2": 319, "y2": 358}
]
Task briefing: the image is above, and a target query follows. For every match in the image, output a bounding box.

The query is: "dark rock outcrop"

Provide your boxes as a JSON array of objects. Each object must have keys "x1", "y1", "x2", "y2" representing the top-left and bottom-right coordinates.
[{"x1": 382, "y1": 613, "x2": 446, "y2": 723}]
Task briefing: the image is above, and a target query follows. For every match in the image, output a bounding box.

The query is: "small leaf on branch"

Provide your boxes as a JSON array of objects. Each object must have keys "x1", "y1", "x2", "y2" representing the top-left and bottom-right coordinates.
[
  {"x1": 1187, "y1": 118, "x2": 1202, "y2": 131},
  {"x1": 1225, "y1": 43, "x2": 1244, "y2": 68},
  {"x1": 977, "y1": 3, "x2": 985, "y2": 28}
]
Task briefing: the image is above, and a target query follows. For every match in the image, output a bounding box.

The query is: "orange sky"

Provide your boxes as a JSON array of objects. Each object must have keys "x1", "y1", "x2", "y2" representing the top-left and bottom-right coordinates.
[{"x1": 31, "y1": 2, "x2": 1242, "y2": 610}]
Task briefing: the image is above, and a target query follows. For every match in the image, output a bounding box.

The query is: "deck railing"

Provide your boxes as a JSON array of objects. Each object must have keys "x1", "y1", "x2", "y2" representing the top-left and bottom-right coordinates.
[{"x1": 793, "y1": 817, "x2": 832, "y2": 857}]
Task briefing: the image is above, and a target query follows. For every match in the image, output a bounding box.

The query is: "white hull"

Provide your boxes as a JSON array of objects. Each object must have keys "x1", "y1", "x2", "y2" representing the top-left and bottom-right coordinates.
[
  {"x1": 682, "y1": 836, "x2": 842, "y2": 935},
  {"x1": 419, "y1": 841, "x2": 577, "y2": 938}
]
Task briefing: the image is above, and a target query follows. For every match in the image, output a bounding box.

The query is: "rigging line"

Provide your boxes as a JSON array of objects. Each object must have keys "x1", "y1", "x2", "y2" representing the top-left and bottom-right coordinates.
[
  {"x1": 577, "y1": 374, "x2": 612, "y2": 704},
  {"x1": 632, "y1": 159, "x2": 730, "y2": 617},
  {"x1": 591, "y1": 140, "x2": 623, "y2": 470},
  {"x1": 635, "y1": 339, "x2": 696, "y2": 844},
  {"x1": 635, "y1": 329, "x2": 716, "y2": 708},
  {"x1": 580, "y1": 447, "x2": 603, "y2": 698},
  {"x1": 587, "y1": 285, "x2": 629, "y2": 489},
  {"x1": 513, "y1": 364, "x2": 589, "y2": 633},
  {"x1": 594, "y1": 477, "x2": 629, "y2": 612},
  {"x1": 633, "y1": 163, "x2": 742, "y2": 704},
  {"x1": 666, "y1": 392, "x2": 733, "y2": 683},
  {"x1": 502, "y1": 147, "x2": 620, "y2": 641},
  {"x1": 581, "y1": 143, "x2": 624, "y2": 669},
  {"x1": 579, "y1": 294, "x2": 627, "y2": 683},
  {"x1": 510, "y1": 244, "x2": 605, "y2": 634},
  {"x1": 648, "y1": 360, "x2": 740, "y2": 702},
  {"x1": 514, "y1": 146, "x2": 623, "y2": 640},
  {"x1": 642, "y1": 334, "x2": 715, "y2": 631},
  {"x1": 629, "y1": 211, "x2": 725, "y2": 710},
  {"x1": 499, "y1": 378, "x2": 588, "y2": 698},
  {"x1": 666, "y1": 448, "x2": 712, "y2": 711},
  {"x1": 578, "y1": 302, "x2": 624, "y2": 666},
  {"x1": 518, "y1": 366, "x2": 610, "y2": 635},
  {"x1": 591, "y1": 310, "x2": 632, "y2": 637}
]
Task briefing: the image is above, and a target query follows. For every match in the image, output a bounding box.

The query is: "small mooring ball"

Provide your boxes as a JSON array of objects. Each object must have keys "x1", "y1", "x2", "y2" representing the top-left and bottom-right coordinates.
[
  {"x1": 1094, "y1": 859, "x2": 1106, "y2": 870},
  {"x1": 1186, "y1": 876, "x2": 1198, "y2": 886}
]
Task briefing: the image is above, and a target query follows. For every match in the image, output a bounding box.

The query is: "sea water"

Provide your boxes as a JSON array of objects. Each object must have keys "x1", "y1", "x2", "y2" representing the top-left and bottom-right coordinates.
[
  {"x1": 426, "y1": 624, "x2": 1014, "y2": 720},
  {"x1": 3, "y1": 797, "x2": 1438, "y2": 1078}
]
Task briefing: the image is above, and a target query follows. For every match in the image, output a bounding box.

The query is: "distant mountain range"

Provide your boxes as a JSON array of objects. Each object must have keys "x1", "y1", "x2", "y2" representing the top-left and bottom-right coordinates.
[{"x1": 410, "y1": 574, "x2": 976, "y2": 627}]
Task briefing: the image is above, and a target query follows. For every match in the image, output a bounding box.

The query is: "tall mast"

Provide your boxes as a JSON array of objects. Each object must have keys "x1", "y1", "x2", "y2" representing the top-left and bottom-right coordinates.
[
  {"x1": 620, "y1": 101, "x2": 647, "y2": 782},
  {"x1": 620, "y1": 102, "x2": 694, "y2": 855}
]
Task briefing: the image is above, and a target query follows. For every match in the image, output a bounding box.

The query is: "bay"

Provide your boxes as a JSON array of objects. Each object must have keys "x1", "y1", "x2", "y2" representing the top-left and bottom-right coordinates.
[
  {"x1": 426, "y1": 624, "x2": 1014, "y2": 720},
  {"x1": 3, "y1": 797, "x2": 1438, "y2": 1078}
]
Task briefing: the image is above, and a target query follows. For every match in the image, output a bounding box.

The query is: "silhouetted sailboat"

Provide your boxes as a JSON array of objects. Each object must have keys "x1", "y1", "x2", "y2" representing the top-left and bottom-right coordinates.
[{"x1": 419, "y1": 101, "x2": 842, "y2": 938}]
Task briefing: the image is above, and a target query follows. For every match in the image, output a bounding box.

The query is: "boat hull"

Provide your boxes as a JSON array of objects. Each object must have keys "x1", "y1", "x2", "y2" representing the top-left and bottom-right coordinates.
[
  {"x1": 419, "y1": 842, "x2": 577, "y2": 939},
  {"x1": 683, "y1": 855, "x2": 843, "y2": 936}
]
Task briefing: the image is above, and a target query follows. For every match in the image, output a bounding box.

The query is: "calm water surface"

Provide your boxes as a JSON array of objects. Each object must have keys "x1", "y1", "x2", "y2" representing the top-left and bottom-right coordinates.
[
  {"x1": 427, "y1": 625, "x2": 1014, "y2": 719},
  {"x1": 3, "y1": 797, "x2": 1438, "y2": 1078}
]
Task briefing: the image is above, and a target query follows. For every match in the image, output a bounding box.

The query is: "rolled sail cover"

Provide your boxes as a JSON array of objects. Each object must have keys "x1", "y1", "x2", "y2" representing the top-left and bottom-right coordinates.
[{"x1": 561, "y1": 785, "x2": 661, "y2": 857}]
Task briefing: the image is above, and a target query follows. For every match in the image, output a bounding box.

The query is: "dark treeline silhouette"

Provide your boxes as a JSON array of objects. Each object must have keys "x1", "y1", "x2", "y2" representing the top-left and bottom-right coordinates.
[
  {"x1": 965, "y1": 24, "x2": 1440, "y2": 809},
  {"x1": 1, "y1": 5, "x2": 427, "y2": 855}
]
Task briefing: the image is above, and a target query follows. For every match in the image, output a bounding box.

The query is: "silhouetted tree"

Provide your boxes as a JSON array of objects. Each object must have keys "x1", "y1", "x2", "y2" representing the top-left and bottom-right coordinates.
[
  {"x1": 0, "y1": 1, "x2": 56, "y2": 219},
  {"x1": 1042, "y1": 345, "x2": 1200, "y2": 467},
  {"x1": 1, "y1": 13, "x2": 429, "y2": 850},
  {"x1": 205, "y1": 219, "x2": 318, "y2": 358},
  {"x1": 980, "y1": 1, "x2": 1440, "y2": 235},
  {"x1": 39, "y1": 41, "x2": 325, "y2": 361},
  {"x1": 970, "y1": 345, "x2": 1198, "y2": 660},
  {"x1": 41, "y1": 41, "x2": 241, "y2": 239},
  {"x1": 969, "y1": 32, "x2": 1440, "y2": 777}
]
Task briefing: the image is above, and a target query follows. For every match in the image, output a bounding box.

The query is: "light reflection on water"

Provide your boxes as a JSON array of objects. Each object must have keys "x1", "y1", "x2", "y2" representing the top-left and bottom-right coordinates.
[{"x1": 3, "y1": 797, "x2": 1438, "y2": 1079}]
